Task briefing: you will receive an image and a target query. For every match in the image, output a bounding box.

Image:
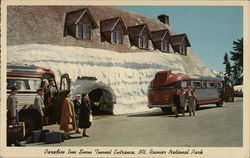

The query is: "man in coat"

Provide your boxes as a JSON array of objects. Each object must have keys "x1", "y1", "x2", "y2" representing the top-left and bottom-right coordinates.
[
  {"x1": 179, "y1": 88, "x2": 187, "y2": 117},
  {"x1": 73, "y1": 93, "x2": 82, "y2": 134},
  {"x1": 173, "y1": 90, "x2": 180, "y2": 118},
  {"x1": 186, "y1": 86, "x2": 197, "y2": 116},
  {"x1": 7, "y1": 86, "x2": 20, "y2": 125},
  {"x1": 48, "y1": 79, "x2": 57, "y2": 123},
  {"x1": 7, "y1": 85, "x2": 24, "y2": 146},
  {"x1": 32, "y1": 88, "x2": 45, "y2": 117}
]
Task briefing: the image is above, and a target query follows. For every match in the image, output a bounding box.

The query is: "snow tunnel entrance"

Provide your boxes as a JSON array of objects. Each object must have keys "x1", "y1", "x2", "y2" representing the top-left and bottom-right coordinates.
[
  {"x1": 72, "y1": 79, "x2": 116, "y2": 115},
  {"x1": 89, "y1": 88, "x2": 114, "y2": 115}
]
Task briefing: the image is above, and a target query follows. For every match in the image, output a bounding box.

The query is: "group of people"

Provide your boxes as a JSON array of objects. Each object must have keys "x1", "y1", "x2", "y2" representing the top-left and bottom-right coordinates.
[
  {"x1": 173, "y1": 86, "x2": 197, "y2": 118},
  {"x1": 7, "y1": 79, "x2": 95, "y2": 146},
  {"x1": 60, "y1": 91, "x2": 93, "y2": 139},
  {"x1": 29, "y1": 79, "x2": 94, "y2": 139}
]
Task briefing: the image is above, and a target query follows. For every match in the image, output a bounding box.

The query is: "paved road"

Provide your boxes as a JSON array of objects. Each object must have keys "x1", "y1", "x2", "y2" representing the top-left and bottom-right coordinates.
[{"x1": 26, "y1": 98, "x2": 243, "y2": 147}]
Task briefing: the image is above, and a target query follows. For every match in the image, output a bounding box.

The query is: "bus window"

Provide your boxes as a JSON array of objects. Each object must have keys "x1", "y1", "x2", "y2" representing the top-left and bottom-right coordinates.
[
  {"x1": 61, "y1": 78, "x2": 69, "y2": 91},
  {"x1": 181, "y1": 81, "x2": 188, "y2": 88},
  {"x1": 202, "y1": 81, "x2": 207, "y2": 88},
  {"x1": 150, "y1": 81, "x2": 181, "y2": 90},
  {"x1": 192, "y1": 81, "x2": 201, "y2": 88},
  {"x1": 7, "y1": 78, "x2": 41, "y2": 91},
  {"x1": 216, "y1": 82, "x2": 222, "y2": 88},
  {"x1": 208, "y1": 82, "x2": 216, "y2": 88}
]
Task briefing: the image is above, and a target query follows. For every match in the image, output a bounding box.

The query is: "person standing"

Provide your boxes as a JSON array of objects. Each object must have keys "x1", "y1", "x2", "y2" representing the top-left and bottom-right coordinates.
[
  {"x1": 79, "y1": 93, "x2": 92, "y2": 137},
  {"x1": 73, "y1": 93, "x2": 82, "y2": 134},
  {"x1": 173, "y1": 90, "x2": 180, "y2": 118},
  {"x1": 186, "y1": 86, "x2": 197, "y2": 116},
  {"x1": 43, "y1": 81, "x2": 50, "y2": 124},
  {"x1": 60, "y1": 91, "x2": 76, "y2": 139},
  {"x1": 179, "y1": 88, "x2": 186, "y2": 117},
  {"x1": 48, "y1": 79, "x2": 57, "y2": 123},
  {"x1": 32, "y1": 88, "x2": 45, "y2": 119},
  {"x1": 7, "y1": 86, "x2": 20, "y2": 126},
  {"x1": 7, "y1": 86, "x2": 24, "y2": 146}
]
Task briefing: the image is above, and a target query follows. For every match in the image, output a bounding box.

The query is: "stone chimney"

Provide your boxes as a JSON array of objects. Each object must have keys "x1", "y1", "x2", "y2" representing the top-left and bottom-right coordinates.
[{"x1": 157, "y1": 14, "x2": 169, "y2": 25}]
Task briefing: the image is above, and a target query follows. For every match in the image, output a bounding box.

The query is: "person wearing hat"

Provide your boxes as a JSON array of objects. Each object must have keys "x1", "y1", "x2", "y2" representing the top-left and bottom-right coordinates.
[
  {"x1": 79, "y1": 92, "x2": 92, "y2": 137},
  {"x1": 48, "y1": 79, "x2": 57, "y2": 123},
  {"x1": 73, "y1": 93, "x2": 82, "y2": 134},
  {"x1": 7, "y1": 86, "x2": 20, "y2": 126},
  {"x1": 32, "y1": 88, "x2": 45, "y2": 117},
  {"x1": 60, "y1": 90, "x2": 77, "y2": 139},
  {"x1": 7, "y1": 85, "x2": 24, "y2": 146}
]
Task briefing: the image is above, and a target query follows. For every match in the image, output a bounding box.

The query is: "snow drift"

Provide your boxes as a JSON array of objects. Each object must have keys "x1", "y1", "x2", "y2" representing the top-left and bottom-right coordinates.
[{"x1": 8, "y1": 44, "x2": 186, "y2": 114}]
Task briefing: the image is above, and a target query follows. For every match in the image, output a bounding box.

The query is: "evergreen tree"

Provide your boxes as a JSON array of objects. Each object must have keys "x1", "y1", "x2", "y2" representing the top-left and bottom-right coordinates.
[
  {"x1": 223, "y1": 53, "x2": 232, "y2": 86},
  {"x1": 230, "y1": 38, "x2": 243, "y2": 85}
]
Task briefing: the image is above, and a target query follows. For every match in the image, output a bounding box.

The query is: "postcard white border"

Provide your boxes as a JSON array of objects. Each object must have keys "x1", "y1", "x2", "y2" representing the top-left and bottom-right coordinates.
[{"x1": 1, "y1": 0, "x2": 249, "y2": 158}]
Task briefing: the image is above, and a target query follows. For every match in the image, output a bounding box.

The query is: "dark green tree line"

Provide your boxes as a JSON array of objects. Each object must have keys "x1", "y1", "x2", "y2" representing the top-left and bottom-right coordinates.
[{"x1": 223, "y1": 38, "x2": 243, "y2": 86}]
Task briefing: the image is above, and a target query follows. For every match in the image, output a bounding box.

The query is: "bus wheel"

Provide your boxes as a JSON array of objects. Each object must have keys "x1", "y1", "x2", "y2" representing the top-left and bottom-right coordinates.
[
  {"x1": 216, "y1": 101, "x2": 223, "y2": 107},
  {"x1": 161, "y1": 107, "x2": 172, "y2": 114}
]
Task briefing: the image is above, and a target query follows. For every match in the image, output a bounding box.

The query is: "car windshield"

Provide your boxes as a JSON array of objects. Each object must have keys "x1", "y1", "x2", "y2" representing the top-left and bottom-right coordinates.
[{"x1": 7, "y1": 77, "x2": 42, "y2": 91}]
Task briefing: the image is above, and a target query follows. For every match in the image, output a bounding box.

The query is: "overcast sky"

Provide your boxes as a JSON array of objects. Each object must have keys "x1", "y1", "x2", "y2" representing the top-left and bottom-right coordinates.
[{"x1": 117, "y1": 6, "x2": 243, "y2": 72}]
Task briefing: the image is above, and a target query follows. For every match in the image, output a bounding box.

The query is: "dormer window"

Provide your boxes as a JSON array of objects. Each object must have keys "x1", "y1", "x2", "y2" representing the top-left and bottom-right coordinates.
[
  {"x1": 111, "y1": 31, "x2": 123, "y2": 44},
  {"x1": 139, "y1": 36, "x2": 148, "y2": 49},
  {"x1": 76, "y1": 24, "x2": 92, "y2": 40},
  {"x1": 127, "y1": 24, "x2": 151, "y2": 50},
  {"x1": 100, "y1": 17, "x2": 127, "y2": 45},
  {"x1": 151, "y1": 29, "x2": 171, "y2": 53},
  {"x1": 64, "y1": 8, "x2": 99, "y2": 40},
  {"x1": 170, "y1": 33, "x2": 191, "y2": 55},
  {"x1": 161, "y1": 40, "x2": 169, "y2": 52}
]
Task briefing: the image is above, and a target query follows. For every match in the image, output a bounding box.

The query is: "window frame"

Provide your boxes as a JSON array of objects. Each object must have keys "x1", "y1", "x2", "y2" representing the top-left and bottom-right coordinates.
[
  {"x1": 111, "y1": 31, "x2": 123, "y2": 44},
  {"x1": 161, "y1": 40, "x2": 169, "y2": 52},
  {"x1": 76, "y1": 23, "x2": 92, "y2": 40},
  {"x1": 139, "y1": 35, "x2": 149, "y2": 49}
]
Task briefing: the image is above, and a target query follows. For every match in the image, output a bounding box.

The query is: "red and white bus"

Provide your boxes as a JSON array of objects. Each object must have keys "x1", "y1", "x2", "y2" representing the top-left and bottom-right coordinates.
[
  {"x1": 148, "y1": 70, "x2": 224, "y2": 113},
  {"x1": 7, "y1": 64, "x2": 70, "y2": 135}
]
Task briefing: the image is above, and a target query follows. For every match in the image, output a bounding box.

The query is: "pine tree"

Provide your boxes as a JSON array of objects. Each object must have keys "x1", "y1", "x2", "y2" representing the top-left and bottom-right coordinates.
[
  {"x1": 230, "y1": 38, "x2": 243, "y2": 85},
  {"x1": 223, "y1": 53, "x2": 232, "y2": 86}
]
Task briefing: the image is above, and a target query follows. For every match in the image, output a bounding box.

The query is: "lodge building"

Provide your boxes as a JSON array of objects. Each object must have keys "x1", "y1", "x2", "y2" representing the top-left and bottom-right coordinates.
[{"x1": 63, "y1": 7, "x2": 191, "y2": 55}]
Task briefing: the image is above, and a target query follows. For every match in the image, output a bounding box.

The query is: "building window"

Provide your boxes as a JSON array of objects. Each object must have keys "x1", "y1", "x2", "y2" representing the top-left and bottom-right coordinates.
[
  {"x1": 161, "y1": 40, "x2": 169, "y2": 52},
  {"x1": 180, "y1": 43, "x2": 187, "y2": 54},
  {"x1": 139, "y1": 36, "x2": 148, "y2": 49},
  {"x1": 76, "y1": 24, "x2": 92, "y2": 40},
  {"x1": 111, "y1": 31, "x2": 123, "y2": 44}
]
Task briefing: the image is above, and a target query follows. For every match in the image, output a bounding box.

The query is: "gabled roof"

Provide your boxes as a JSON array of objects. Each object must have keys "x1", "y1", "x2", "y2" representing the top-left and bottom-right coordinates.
[
  {"x1": 127, "y1": 24, "x2": 152, "y2": 38},
  {"x1": 151, "y1": 29, "x2": 171, "y2": 42},
  {"x1": 171, "y1": 33, "x2": 191, "y2": 47},
  {"x1": 100, "y1": 17, "x2": 128, "y2": 35},
  {"x1": 65, "y1": 8, "x2": 99, "y2": 29}
]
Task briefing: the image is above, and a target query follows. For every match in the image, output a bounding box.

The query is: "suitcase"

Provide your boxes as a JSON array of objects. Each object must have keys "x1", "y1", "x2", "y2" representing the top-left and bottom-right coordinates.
[
  {"x1": 45, "y1": 132, "x2": 64, "y2": 144},
  {"x1": 7, "y1": 122, "x2": 25, "y2": 141},
  {"x1": 32, "y1": 129, "x2": 49, "y2": 143}
]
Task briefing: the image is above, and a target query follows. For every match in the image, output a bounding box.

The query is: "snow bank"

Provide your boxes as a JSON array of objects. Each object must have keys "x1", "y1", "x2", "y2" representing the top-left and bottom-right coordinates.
[{"x1": 8, "y1": 44, "x2": 185, "y2": 114}]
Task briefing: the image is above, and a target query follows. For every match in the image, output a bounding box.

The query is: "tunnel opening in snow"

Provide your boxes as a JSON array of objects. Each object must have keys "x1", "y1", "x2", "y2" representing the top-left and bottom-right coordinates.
[
  {"x1": 72, "y1": 80, "x2": 116, "y2": 115},
  {"x1": 89, "y1": 88, "x2": 114, "y2": 115}
]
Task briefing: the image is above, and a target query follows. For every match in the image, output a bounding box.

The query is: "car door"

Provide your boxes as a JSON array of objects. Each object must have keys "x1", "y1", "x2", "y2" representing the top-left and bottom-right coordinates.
[{"x1": 56, "y1": 73, "x2": 71, "y2": 123}]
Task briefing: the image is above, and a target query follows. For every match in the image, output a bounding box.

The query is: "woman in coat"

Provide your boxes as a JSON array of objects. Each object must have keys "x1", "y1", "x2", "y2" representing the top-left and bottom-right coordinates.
[
  {"x1": 79, "y1": 93, "x2": 92, "y2": 137},
  {"x1": 60, "y1": 90, "x2": 77, "y2": 139}
]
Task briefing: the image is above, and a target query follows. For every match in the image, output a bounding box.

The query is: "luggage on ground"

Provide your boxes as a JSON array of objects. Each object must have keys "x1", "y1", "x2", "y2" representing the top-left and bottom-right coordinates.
[
  {"x1": 32, "y1": 129, "x2": 49, "y2": 143},
  {"x1": 45, "y1": 131, "x2": 64, "y2": 144},
  {"x1": 7, "y1": 122, "x2": 25, "y2": 141}
]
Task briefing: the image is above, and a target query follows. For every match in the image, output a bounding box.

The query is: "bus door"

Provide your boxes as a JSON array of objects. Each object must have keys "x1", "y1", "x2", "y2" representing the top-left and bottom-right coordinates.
[{"x1": 56, "y1": 73, "x2": 71, "y2": 123}]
